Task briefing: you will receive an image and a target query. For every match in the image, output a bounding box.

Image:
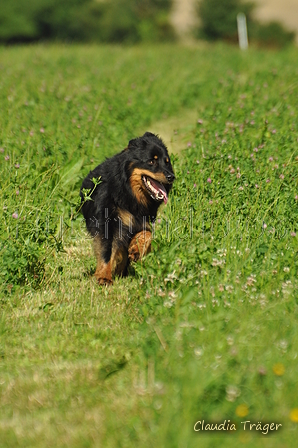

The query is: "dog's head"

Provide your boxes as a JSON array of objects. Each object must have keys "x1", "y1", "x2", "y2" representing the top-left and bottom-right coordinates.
[{"x1": 125, "y1": 132, "x2": 175, "y2": 206}]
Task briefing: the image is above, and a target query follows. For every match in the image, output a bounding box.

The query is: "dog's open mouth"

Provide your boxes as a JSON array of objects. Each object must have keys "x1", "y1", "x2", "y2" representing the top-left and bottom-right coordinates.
[{"x1": 142, "y1": 175, "x2": 168, "y2": 204}]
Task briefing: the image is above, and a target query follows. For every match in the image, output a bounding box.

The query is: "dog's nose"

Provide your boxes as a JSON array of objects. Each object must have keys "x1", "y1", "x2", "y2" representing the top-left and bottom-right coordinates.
[{"x1": 166, "y1": 173, "x2": 175, "y2": 183}]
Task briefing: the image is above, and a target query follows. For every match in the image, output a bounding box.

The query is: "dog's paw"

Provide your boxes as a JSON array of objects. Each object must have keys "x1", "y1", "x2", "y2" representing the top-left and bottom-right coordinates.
[
  {"x1": 128, "y1": 231, "x2": 151, "y2": 263},
  {"x1": 96, "y1": 276, "x2": 113, "y2": 286},
  {"x1": 128, "y1": 244, "x2": 140, "y2": 262}
]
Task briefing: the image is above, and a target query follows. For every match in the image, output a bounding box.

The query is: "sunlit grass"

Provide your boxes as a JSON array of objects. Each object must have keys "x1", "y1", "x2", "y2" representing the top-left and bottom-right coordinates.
[{"x1": 0, "y1": 43, "x2": 298, "y2": 447}]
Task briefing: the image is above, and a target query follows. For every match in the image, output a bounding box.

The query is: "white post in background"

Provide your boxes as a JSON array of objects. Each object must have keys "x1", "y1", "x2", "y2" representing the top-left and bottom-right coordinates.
[{"x1": 237, "y1": 13, "x2": 248, "y2": 50}]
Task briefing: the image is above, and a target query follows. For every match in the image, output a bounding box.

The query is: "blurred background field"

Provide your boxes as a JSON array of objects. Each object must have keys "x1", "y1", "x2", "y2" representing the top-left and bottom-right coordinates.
[
  {"x1": 172, "y1": 0, "x2": 298, "y2": 44},
  {"x1": 0, "y1": 0, "x2": 296, "y2": 47},
  {"x1": 1, "y1": 1, "x2": 298, "y2": 447}
]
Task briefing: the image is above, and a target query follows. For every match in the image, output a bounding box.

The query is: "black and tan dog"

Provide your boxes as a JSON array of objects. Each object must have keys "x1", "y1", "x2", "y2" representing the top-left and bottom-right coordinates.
[{"x1": 80, "y1": 132, "x2": 175, "y2": 285}]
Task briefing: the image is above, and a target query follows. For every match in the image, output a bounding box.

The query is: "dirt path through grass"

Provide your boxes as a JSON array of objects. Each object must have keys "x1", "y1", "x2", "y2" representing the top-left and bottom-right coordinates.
[{"x1": 139, "y1": 108, "x2": 199, "y2": 154}]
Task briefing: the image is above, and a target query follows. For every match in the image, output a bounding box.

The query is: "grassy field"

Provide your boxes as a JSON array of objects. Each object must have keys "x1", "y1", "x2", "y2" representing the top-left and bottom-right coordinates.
[{"x1": 1, "y1": 42, "x2": 298, "y2": 447}]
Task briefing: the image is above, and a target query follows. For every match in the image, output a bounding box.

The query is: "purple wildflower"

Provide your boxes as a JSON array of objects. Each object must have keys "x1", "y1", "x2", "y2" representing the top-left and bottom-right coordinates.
[
  {"x1": 12, "y1": 212, "x2": 18, "y2": 219},
  {"x1": 207, "y1": 178, "x2": 212, "y2": 184}
]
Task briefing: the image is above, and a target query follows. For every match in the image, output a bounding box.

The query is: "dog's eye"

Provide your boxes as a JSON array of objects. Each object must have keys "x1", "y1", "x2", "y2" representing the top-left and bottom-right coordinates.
[{"x1": 148, "y1": 160, "x2": 156, "y2": 166}]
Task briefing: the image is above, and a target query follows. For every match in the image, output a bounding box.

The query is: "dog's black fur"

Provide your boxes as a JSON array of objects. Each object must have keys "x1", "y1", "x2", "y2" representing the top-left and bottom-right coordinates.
[{"x1": 80, "y1": 132, "x2": 175, "y2": 285}]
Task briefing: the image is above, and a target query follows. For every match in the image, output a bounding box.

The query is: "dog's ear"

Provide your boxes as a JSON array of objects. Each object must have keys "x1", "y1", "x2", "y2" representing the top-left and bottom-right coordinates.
[
  {"x1": 142, "y1": 132, "x2": 166, "y2": 149},
  {"x1": 127, "y1": 137, "x2": 141, "y2": 150},
  {"x1": 127, "y1": 135, "x2": 148, "y2": 150},
  {"x1": 142, "y1": 132, "x2": 155, "y2": 139},
  {"x1": 127, "y1": 132, "x2": 161, "y2": 151}
]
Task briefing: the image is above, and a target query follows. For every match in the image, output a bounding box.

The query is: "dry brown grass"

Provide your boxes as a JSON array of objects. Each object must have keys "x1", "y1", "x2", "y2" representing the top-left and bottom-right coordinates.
[{"x1": 139, "y1": 108, "x2": 198, "y2": 154}]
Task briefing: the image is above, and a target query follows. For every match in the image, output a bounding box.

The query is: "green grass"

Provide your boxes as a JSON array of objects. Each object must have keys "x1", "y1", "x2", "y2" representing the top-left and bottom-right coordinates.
[{"x1": 1, "y1": 42, "x2": 298, "y2": 447}]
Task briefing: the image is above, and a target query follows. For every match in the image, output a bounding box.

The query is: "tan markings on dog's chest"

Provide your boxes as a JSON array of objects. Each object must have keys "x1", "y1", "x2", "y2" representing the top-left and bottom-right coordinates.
[{"x1": 117, "y1": 209, "x2": 135, "y2": 228}]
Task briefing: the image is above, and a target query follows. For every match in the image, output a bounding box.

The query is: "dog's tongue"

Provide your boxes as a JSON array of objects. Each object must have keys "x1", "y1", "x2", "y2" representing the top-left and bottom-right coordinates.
[{"x1": 150, "y1": 179, "x2": 168, "y2": 204}]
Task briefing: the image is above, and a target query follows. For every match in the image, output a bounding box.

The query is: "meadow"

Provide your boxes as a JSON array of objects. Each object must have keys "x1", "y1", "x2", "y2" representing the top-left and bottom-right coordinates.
[{"x1": 0, "y1": 42, "x2": 298, "y2": 447}]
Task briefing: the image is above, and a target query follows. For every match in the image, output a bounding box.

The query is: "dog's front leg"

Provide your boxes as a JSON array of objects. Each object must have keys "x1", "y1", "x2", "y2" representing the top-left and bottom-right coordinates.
[{"x1": 128, "y1": 230, "x2": 152, "y2": 262}]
